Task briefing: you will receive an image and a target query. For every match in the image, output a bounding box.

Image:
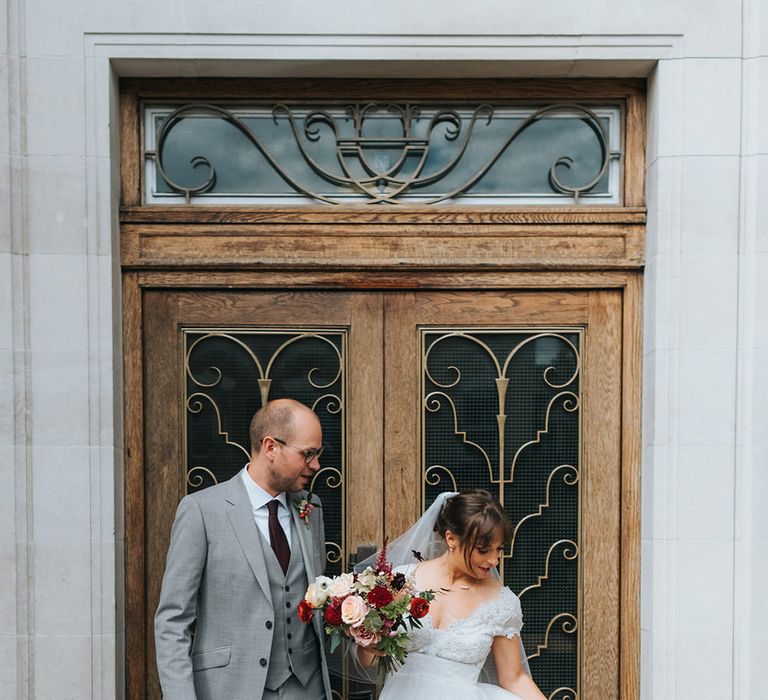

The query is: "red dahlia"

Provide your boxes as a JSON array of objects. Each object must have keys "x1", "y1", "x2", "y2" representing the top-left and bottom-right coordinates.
[
  {"x1": 297, "y1": 599, "x2": 314, "y2": 623},
  {"x1": 409, "y1": 597, "x2": 429, "y2": 619},
  {"x1": 366, "y1": 585, "x2": 394, "y2": 609},
  {"x1": 324, "y1": 600, "x2": 342, "y2": 626}
]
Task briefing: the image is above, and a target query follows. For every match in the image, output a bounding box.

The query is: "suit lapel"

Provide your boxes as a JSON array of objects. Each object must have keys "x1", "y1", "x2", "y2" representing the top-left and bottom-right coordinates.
[
  {"x1": 289, "y1": 495, "x2": 317, "y2": 582},
  {"x1": 289, "y1": 495, "x2": 328, "y2": 646},
  {"x1": 225, "y1": 475, "x2": 273, "y2": 606}
]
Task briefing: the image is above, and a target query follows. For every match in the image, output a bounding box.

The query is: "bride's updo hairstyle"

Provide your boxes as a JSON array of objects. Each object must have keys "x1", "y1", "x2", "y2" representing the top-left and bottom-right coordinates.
[{"x1": 434, "y1": 490, "x2": 513, "y2": 571}]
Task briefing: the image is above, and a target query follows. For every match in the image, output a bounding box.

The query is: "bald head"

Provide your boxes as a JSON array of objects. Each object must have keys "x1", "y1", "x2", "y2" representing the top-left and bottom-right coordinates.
[{"x1": 249, "y1": 398, "x2": 318, "y2": 454}]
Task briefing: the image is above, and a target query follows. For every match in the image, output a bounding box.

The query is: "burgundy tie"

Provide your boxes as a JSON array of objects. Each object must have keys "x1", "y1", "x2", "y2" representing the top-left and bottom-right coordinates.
[{"x1": 267, "y1": 500, "x2": 290, "y2": 575}]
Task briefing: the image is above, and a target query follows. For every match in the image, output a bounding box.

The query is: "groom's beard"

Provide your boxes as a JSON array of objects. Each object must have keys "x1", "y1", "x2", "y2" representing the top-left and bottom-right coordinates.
[{"x1": 267, "y1": 457, "x2": 312, "y2": 494}]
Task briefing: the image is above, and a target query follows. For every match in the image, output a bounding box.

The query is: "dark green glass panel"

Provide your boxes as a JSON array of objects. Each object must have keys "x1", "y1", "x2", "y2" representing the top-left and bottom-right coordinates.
[
  {"x1": 422, "y1": 330, "x2": 580, "y2": 698},
  {"x1": 184, "y1": 329, "x2": 346, "y2": 577}
]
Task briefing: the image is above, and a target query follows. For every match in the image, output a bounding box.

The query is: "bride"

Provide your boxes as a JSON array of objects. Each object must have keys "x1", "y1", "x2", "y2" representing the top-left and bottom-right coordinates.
[{"x1": 355, "y1": 490, "x2": 546, "y2": 700}]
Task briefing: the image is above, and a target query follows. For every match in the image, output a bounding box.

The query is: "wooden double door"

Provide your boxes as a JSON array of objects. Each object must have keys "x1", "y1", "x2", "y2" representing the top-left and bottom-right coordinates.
[{"x1": 135, "y1": 286, "x2": 627, "y2": 700}]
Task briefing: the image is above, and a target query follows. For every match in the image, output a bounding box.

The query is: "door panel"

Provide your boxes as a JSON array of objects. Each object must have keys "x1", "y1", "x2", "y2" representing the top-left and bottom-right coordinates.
[
  {"x1": 383, "y1": 290, "x2": 621, "y2": 699},
  {"x1": 142, "y1": 290, "x2": 384, "y2": 700}
]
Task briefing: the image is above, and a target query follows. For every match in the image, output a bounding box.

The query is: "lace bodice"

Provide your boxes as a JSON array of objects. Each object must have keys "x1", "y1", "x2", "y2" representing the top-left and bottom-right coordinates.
[{"x1": 400, "y1": 565, "x2": 523, "y2": 668}]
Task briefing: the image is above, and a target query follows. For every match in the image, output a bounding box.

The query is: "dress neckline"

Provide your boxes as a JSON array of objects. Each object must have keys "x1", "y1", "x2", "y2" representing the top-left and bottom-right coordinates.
[{"x1": 423, "y1": 582, "x2": 509, "y2": 633}]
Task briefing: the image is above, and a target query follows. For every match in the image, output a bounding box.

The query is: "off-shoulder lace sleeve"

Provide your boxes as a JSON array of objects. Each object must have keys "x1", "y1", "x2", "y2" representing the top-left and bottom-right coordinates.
[{"x1": 489, "y1": 588, "x2": 523, "y2": 639}]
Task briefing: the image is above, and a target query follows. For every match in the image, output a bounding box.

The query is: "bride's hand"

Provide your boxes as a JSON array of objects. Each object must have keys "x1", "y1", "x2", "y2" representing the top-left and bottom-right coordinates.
[{"x1": 356, "y1": 645, "x2": 387, "y2": 667}]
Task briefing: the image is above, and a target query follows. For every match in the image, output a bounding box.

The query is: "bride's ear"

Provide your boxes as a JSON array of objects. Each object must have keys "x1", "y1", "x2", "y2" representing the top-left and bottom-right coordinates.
[{"x1": 444, "y1": 530, "x2": 459, "y2": 552}]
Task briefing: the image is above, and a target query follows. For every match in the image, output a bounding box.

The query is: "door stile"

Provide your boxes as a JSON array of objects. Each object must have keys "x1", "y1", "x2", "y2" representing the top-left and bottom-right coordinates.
[
  {"x1": 383, "y1": 292, "x2": 420, "y2": 540},
  {"x1": 123, "y1": 272, "x2": 145, "y2": 700},
  {"x1": 620, "y1": 274, "x2": 642, "y2": 700},
  {"x1": 143, "y1": 290, "x2": 183, "y2": 692},
  {"x1": 581, "y1": 290, "x2": 623, "y2": 698},
  {"x1": 346, "y1": 293, "x2": 385, "y2": 560}
]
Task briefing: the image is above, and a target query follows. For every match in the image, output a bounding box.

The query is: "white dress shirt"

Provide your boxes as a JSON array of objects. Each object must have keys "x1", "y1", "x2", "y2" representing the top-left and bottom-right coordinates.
[{"x1": 241, "y1": 467, "x2": 292, "y2": 549}]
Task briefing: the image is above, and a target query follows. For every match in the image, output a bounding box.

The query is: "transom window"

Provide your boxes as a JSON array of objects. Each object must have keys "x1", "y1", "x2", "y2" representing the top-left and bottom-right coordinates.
[{"x1": 143, "y1": 102, "x2": 623, "y2": 206}]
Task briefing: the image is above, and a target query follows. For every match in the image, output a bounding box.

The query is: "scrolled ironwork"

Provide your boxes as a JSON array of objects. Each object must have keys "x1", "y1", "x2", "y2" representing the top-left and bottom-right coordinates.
[
  {"x1": 424, "y1": 465, "x2": 458, "y2": 492},
  {"x1": 148, "y1": 101, "x2": 619, "y2": 205},
  {"x1": 517, "y1": 539, "x2": 580, "y2": 600},
  {"x1": 185, "y1": 333, "x2": 264, "y2": 388},
  {"x1": 186, "y1": 466, "x2": 218, "y2": 490},
  {"x1": 326, "y1": 541, "x2": 343, "y2": 565},
  {"x1": 312, "y1": 393, "x2": 343, "y2": 415},
  {"x1": 182, "y1": 327, "x2": 349, "y2": 697},
  {"x1": 526, "y1": 613, "x2": 579, "y2": 662},
  {"x1": 509, "y1": 391, "x2": 580, "y2": 482},
  {"x1": 264, "y1": 333, "x2": 343, "y2": 389},
  {"x1": 310, "y1": 466, "x2": 343, "y2": 491},
  {"x1": 424, "y1": 390, "x2": 494, "y2": 482},
  {"x1": 509, "y1": 465, "x2": 580, "y2": 560},
  {"x1": 186, "y1": 392, "x2": 250, "y2": 460},
  {"x1": 421, "y1": 329, "x2": 582, "y2": 696},
  {"x1": 548, "y1": 689, "x2": 578, "y2": 700},
  {"x1": 499, "y1": 332, "x2": 581, "y2": 389}
]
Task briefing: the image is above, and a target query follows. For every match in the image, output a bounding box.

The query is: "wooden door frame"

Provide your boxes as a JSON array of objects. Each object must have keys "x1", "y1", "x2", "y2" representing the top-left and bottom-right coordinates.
[
  {"x1": 123, "y1": 269, "x2": 641, "y2": 700},
  {"x1": 120, "y1": 77, "x2": 644, "y2": 700}
]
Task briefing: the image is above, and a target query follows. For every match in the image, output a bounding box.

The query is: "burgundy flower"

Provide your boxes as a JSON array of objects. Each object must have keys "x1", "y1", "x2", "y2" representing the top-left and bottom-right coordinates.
[
  {"x1": 324, "y1": 599, "x2": 343, "y2": 626},
  {"x1": 390, "y1": 572, "x2": 406, "y2": 591},
  {"x1": 298, "y1": 599, "x2": 314, "y2": 623},
  {"x1": 409, "y1": 597, "x2": 430, "y2": 619},
  {"x1": 375, "y1": 536, "x2": 393, "y2": 575},
  {"x1": 366, "y1": 585, "x2": 394, "y2": 609}
]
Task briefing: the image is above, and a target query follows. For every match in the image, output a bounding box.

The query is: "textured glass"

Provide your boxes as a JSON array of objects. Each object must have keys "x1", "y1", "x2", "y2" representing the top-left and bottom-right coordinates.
[
  {"x1": 183, "y1": 329, "x2": 346, "y2": 576},
  {"x1": 422, "y1": 330, "x2": 581, "y2": 698},
  {"x1": 146, "y1": 103, "x2": 620, "y2": 204}
]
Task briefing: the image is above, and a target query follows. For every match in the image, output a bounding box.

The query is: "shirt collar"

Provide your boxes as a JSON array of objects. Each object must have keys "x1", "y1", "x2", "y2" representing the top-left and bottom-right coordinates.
[{"x1": 241, "y1": 466, "x2": 289, "y2": 511}]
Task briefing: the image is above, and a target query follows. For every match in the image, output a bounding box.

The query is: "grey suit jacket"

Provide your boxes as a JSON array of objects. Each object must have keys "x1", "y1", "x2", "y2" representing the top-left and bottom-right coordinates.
[{"x1": 154, "y1": 474, "x2": 332, "y2": 700}]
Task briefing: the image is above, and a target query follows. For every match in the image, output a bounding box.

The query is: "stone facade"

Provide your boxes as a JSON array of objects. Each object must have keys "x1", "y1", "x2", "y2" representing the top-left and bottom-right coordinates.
[{"x1": 1, "y1": 1, "x2": 766, "y2": 698}]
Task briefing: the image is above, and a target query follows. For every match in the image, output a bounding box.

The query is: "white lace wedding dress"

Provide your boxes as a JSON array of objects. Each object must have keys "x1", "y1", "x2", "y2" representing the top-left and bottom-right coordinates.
[{"x1": 379, "y1": 565, "x2": 525, "y2": 700}]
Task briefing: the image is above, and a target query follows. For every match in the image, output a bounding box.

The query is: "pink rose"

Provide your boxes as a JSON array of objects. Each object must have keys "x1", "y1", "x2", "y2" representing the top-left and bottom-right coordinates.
[
  {"x1": 349, "y1": 623, "x2": 381, "y2": 648},
  {"x1": 341, "y1": 595, "x2": 368, "y2": 626}
]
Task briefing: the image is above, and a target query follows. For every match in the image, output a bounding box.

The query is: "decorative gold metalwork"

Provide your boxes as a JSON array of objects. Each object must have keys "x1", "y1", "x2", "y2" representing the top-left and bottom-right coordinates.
[
  {"x1": 187, "y1": 392, "x2": 251, "y2": 460},
  {"x1": 424, "y1": 391, "x2": 494, "y2": 481},
  {"x1": 509, "y1": 392, "x2": 579, "y2": 483},
  {"x1": 148, "y1": 102, "x2": 620, "y2": 205},
  {"x1": 420, "y1": 328, "x2": 582, "y2": 696},
  {"x1": 424, "y1": 465, "x2": 458, "y2": 492},
  {"x1": 186, "y1": 466, "x2": 218, "y2": 490},
  {"x1": 312, "y1": 393, "x2": 343, "y2": 414},
  {"x1": 422, "y1": 330, "x2": 581, "y2": 487},
  {"x1": 548, "y1": 689, "x2": 578, "y2": 700},
  {"x1": 182, "y1": 328, "x2": 347, "y2": 576},
  {"x1": 310, "y1": 466, "x2": 343, "y2": 492},
  {"x1": 509, "y1": 467, "x2": 579, "y2": 560},
  {"x1": 185, "y1": 331, "x2": 343, "y2": 391},
  {"x1": 525, "y1": 613, "x2": 579, "y2": 662},
  {"x1": 326, "y1": 542, "x2": 343, "y2": 566},
  {"x1": 517, "y1": 539, "x2": 579, "y2": 600}
]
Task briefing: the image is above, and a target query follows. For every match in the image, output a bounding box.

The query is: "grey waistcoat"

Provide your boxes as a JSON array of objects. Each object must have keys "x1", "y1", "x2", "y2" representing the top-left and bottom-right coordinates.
[{"x1": 259, "y1": 521, "x2": 320, "y2": 690}]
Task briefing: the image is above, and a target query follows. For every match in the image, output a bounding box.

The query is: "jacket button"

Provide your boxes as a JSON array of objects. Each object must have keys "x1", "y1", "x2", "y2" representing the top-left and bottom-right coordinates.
[
  {"x1": 285, "y1": 601, "x2": 291, "y2": 608},
  {"x1": 259, "y1": 658, "x2": 267, "y2": 667},
  {"x1": 286, "y1": 617, "x2": 292, "y2": 624},
  {"x1": 288, "y1": 648, "x2": 293, "y2": 655},
  {"x1": 265, "y1": 620, "x2": 273, "y2": 630},
  {"x1": 287, "y1": 633, "x2": 292, "y2": 640},
  {"x1": 285, "y1": 585, "x2": 290, "y2": 592}
]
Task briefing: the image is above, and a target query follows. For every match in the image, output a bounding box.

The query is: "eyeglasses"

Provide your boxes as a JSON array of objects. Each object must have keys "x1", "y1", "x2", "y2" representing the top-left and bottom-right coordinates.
[{"x1": 271, "y1": 437, "x2": 324, "y2": 464}]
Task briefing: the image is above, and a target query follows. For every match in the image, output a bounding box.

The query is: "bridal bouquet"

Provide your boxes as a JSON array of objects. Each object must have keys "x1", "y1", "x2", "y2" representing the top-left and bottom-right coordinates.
[{"x1": 298, "y1": 541, "x2": 434, "y2": 672}]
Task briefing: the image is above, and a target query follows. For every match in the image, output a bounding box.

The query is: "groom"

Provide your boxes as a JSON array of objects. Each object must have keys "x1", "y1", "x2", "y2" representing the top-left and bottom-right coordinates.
[{"x1": 155, "y1": 398, "x2": 332, "y2": 700}]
